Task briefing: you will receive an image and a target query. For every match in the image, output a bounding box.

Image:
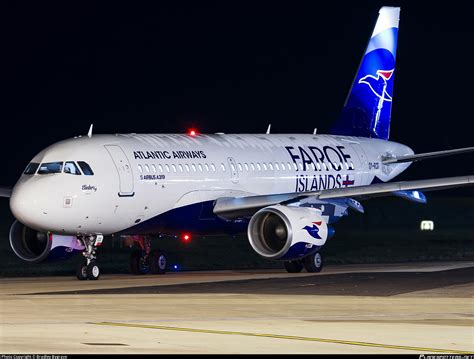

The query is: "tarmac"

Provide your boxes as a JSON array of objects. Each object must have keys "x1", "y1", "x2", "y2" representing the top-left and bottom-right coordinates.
[{"x1": 1, "y1": 261, "x2": 473, "y2": 354}]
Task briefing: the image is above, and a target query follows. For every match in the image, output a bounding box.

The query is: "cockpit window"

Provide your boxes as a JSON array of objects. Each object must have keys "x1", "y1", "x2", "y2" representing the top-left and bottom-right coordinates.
[
  {"x1": 37, "y1": 162, "x2": 63, "y2": 174},
  {"x1": 23, "y1": 162, "x2": 39, "y2": 175},
  {"x1": 77, "y1": 161, "x2": 94, "y2": 175},
  {"x1": 64, "y1": 161, "x2": 81, "y2": 175}
]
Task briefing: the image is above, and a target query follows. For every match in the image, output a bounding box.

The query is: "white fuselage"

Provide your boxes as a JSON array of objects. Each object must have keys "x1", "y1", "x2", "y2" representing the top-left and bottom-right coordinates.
[{"x1": 10, "y1": 133, "x2": 413, "y2": 236}]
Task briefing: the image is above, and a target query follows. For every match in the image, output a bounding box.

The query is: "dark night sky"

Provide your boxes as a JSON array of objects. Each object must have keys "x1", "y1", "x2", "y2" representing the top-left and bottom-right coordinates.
[{"x1": 2, "y1": 1, "x2": 474, "y2": 192}]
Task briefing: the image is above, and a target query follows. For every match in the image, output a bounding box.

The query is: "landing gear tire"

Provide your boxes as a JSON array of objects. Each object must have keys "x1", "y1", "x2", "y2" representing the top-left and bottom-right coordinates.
[
  {"x1": 76, "y1": 234, "x2": 102, "y2": 280},
  {"x1": 76, "y1": 259, "x2": 88, "y2": 280},
  {"x1": 86, "y1": 260, "x2": 100, "y2": 280},
  {"x1": 303, "y1": 252, "x2": 323, "y2": 273},
  {"x1": 150, "y1": 250, "x2": 167, "y2": 275},
  {"x1": 130, "y1": 249, "x2": 150, "y2": 275},
  {"x1": 284, "y1": 260, "x2": 304, "y2": 273}
]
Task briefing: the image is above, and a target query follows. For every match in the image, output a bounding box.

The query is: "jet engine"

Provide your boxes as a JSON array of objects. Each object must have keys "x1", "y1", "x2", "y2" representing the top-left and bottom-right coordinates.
[
  {"x1": 9, "y1": 220, "x2": 84, "y2": 263},
  {"x1": 247, "y1": 205, "x2": 328, "y2": 261}
]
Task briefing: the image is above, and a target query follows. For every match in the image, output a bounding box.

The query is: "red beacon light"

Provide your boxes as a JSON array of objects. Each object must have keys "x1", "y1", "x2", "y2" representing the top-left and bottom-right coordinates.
[
  {"x1": 188, "y1": 129, "x2": 197, "y2": 137},
  {"x1": 181, "y1": 233, "x2": 192, "y2": 243}
]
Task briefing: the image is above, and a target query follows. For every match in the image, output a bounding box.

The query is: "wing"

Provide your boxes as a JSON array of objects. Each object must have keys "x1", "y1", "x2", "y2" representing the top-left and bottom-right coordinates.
[
  {"x1": 0, "y1": 187, "x2": 12, "y2": 198},
  {"x1": 214, "y1": 175, "x2": 474, "y2": 219}
]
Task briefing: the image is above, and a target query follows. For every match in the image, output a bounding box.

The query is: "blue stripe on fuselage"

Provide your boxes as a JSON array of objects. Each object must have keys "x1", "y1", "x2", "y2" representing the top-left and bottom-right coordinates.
[{"x1": 118, "y1": 201, "x2": 249, "y2": 236}]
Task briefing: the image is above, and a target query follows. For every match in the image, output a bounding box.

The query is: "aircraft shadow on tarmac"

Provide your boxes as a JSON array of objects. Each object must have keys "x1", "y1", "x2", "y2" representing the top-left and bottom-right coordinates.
[{"x1": 29, "y1": 267, "x2": 474, "y2": 297}]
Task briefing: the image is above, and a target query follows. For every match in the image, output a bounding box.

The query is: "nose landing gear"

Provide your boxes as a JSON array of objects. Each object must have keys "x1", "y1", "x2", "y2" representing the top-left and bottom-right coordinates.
[{"x1": 76, "y1": 234, "x2": 103, "y2": 280}]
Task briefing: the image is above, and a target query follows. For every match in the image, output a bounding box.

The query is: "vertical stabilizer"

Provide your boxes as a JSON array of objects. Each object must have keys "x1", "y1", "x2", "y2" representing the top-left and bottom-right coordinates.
[{"x1": 330, "y1": 7, "x2": 400, "y2": 140}]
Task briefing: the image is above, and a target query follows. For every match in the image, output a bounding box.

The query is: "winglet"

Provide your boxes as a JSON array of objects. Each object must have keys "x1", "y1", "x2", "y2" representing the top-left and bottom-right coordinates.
[{"x1": 87, "y1": 124, "x2": 93, "y2": 138}]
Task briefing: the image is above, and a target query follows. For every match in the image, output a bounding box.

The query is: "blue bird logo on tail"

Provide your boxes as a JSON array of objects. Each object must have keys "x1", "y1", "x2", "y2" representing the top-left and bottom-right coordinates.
[
  {"x1": 358, "y1": 69, "x2": 394, "y2": 102},
  {"x1": 303, "y1": 221, "x2": 322, "y2": 239}
]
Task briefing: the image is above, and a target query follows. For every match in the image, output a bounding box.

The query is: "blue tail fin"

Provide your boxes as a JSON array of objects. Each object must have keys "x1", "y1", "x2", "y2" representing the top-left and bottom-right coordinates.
[{"x1": 331, "y1": 7, "x2": 400, "y2": 140}]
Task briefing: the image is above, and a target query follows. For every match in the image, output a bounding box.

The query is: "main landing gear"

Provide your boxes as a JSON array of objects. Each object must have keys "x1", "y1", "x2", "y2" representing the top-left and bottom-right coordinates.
[
  {"x1": 283, "y1": 252, "x2": 324, "y2": 274},
  {"x1": 76, "y1": 234, "x2": 103, "y2": 280},
  {"x1": 126, "y1": 235, "x2": 167, "y2": 275}
]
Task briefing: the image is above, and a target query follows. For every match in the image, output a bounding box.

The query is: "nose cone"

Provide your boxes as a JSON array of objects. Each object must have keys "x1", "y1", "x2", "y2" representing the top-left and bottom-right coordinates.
[{"x1": 10, "y1": 180, "x2": 48, "y2": 231}]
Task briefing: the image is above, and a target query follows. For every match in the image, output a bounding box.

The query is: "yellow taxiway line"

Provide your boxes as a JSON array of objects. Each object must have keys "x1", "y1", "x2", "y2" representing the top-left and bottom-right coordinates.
[{"x1": 93, "y1": 321, "x2": 472, "y2": 354}]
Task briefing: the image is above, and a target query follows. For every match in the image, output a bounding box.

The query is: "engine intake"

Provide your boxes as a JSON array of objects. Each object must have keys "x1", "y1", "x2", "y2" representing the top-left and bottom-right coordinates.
[
  {"x1": 248, "y1": 205, "x2": 328, "y2": 261},
  {"x1": 9, "y1": 220, "x2": 84, "y2": 263}
]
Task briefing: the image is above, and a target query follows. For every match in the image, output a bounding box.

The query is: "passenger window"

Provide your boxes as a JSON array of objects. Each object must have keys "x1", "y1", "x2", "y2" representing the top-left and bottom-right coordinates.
[
  {"x1": 165, "y1": 164, "x2": 170, "y2": 172},
  {"x1": 171, "y1": 164, "x2": 177, "y2": 172},
  {"x1": 238, "y1": 163, "x2": 243, "y2": 171},
  {"x1": 144, "y1": 164, "x2": 150, "y2": 173},
  {"x1": 185, "y1": 164, "x2": 190, "y2": 172},
  {"x1": 198, "y1": 164, "x2": 203, "y2": 172},
  {"x1": 138, "y1": 165, "x2": 143, "y2": 173},
  {"x1": 158, "y1": 164, "x2": 163, "y2": 172},
  {"x1": 269, "y1": 163, "x2": 273, "y2": 171},
  {"x1": 152, "y1": 164, "x2": 157, "y2": 173},
  {"x1": 256, "y1": 163, "x2": 261, "y2": 171},
  {"x1": 23, "y1": 162, "x2": 39, "y2": 175},
  {"x1": 178, "y1": 164, "x2": 183, "y2": 172},
  {"x1": 38, "y1": 162, "x2": 63, "y2": 175},
  {"x1": 287, "y1": 163, "x2": 292, "y2": 170},
  {"x1": 64, "y1": 161, "x2": 81, "y2": 175},
  {"x1": 191, "y1": 164, "x2": 196, "y2": 172},
  {"x1": 244, "y1": 163, "x2": 249, "y2": 171},
  {"x1": 250, "y1": 163, "x2": 255, "y2": 171},
  {"x1": 262, "y1": 163, "x2": 267, "y2": 171},
  {"x1": 211, "y1": 163, "x2": 216, "y2": 172},
  {"x1": 220, "y1": 163, "x2": 225, "y2": 171},
  {"x1": 204, "y1": 163, "x2": 209, "y2": 172},
  {"x1": 78, "y1": 161, "x2": 94, "y2": 176}
]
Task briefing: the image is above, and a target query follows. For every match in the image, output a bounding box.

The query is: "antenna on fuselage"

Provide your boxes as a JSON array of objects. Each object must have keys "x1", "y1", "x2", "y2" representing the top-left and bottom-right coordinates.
[
  {"x1": 266, "y1": 124, "x2": 271, "y2": 134},
  {"x1": 87, "y1": 124, "x2": 93, "y2": 138},
  {"x1": 313, "y1": 128, "x2": 317, "y2": 135}
]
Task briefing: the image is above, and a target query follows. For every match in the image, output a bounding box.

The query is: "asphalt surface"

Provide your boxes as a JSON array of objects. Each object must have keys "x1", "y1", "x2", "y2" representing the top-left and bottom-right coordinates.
[{"x1": 1, "y1": 261, "x2": 473, "y2": 354}]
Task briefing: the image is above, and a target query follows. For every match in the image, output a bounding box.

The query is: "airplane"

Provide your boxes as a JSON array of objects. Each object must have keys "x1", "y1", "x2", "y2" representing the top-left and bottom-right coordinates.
[{"x1": 2, "y1": 6, "x2": 474, "y2": 280}]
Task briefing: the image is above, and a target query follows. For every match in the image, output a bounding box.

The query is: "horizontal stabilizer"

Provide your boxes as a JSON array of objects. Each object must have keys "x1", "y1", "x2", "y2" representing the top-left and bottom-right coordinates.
[
  {"x1": 382, "y1": 147, "x2": 474, "y2": 164},
  {"x1": 392, "y1": 190, "x2": 427, "y2": 204}
]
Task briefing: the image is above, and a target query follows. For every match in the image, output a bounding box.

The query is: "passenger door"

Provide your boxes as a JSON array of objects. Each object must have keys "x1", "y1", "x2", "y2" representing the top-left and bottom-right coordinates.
[{"x1": 105, "y1": 145, "x2": 135, "y2": 197}]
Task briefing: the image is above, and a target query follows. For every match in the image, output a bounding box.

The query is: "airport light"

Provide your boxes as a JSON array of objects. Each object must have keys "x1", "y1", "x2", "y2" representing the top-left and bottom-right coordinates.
[
  {"x1": 420, "y1": 220, "x2": 434, "y2": 231},
  {"x1": 181, "y1": 233, "x2": 192, "y2": 242}
]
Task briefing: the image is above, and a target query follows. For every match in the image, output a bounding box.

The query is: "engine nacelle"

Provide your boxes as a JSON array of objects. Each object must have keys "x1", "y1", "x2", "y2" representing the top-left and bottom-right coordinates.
[
  {"x1": 248, "y1": 205, "x2": 329, "y2": 261},
  {"x1": 9, "y1": 220, "x2": 84, "y2": 263}
]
